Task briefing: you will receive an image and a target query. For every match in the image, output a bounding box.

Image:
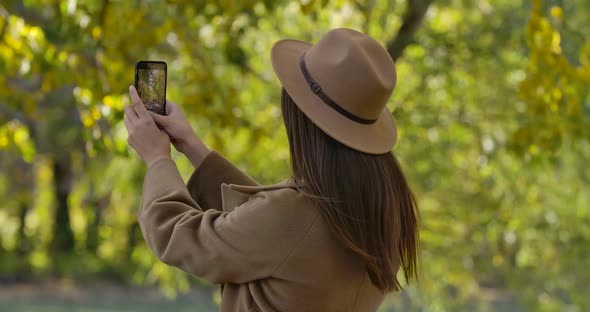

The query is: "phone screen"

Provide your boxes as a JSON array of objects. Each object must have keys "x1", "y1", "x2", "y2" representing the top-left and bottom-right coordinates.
[{"x1": 135, "y1": 61, "x2": 167, "y2": 115}]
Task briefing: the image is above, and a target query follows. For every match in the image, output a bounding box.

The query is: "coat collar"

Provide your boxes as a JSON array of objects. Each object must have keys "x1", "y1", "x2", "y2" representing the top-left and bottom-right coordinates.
[
  {"x1": 228, "y1": 178, "x2": 298, "y2": 193},
  {"x1": 220, "y1": 179, "x2": 298, "y2": 212}
]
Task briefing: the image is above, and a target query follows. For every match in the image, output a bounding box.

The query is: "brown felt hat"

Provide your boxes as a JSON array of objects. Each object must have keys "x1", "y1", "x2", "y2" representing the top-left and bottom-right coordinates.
[{"x1": 271, "y1": 28, "x2": 398, "y2": 154}]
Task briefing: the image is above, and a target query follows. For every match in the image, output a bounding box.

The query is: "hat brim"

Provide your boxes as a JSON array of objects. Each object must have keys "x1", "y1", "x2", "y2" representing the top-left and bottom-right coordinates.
[{"x1": 271, "y1": 39, "x2": 397, "y2": 154}]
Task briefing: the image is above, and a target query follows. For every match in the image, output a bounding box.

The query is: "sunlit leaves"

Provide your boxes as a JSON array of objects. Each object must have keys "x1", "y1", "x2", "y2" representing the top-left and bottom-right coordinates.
[
  {"x1": 0, "y1": 120, "x2": 35, "y2": 161},
  {"x1": 515, "y1": 1, "x2": 590, "y2": 157}
]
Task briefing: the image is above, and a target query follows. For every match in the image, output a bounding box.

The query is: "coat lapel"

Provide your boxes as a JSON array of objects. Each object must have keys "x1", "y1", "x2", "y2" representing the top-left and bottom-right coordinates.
[{"x1": 220, "y1": 179, "x2": 298, "y2": 212}]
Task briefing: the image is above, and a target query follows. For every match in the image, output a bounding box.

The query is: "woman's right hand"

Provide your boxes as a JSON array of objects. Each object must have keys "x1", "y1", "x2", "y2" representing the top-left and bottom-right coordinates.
[{"x1": 150, "y1": 100, "x2": 210, "y2": 168}]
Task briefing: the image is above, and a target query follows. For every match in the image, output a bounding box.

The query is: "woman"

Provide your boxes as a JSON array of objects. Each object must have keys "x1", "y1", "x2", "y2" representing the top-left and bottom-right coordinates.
[{"x1": 124, "y1": 28, "x2": 420, "y2": 312}]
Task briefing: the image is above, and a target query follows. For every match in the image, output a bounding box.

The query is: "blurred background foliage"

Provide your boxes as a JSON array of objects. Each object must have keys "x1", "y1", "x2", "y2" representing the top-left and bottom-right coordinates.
[{"x1": 0, "y1": 0, "x2": 589, "y2": 311}]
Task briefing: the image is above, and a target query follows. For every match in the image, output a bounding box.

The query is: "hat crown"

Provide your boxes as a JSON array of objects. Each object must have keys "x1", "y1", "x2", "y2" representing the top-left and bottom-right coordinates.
[
  {"x1": 304, "y1": 28, "x2": 397, "y2": 120},
  {"x1": 270, "y1": 28, "x2": 399, "y2": 154}
]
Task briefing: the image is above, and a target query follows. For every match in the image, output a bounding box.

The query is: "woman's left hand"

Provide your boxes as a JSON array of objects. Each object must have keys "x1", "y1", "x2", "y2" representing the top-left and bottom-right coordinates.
[{"x1": 124, "y1": 86, "x2": 171, "y2": 167}]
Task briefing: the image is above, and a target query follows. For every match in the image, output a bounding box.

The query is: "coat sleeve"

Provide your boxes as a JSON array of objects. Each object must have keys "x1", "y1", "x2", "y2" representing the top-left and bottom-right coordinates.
[
  {"x1": 138, "y1": 158, "x2": 318, "y2": 284},
  {"x1": 186, "y1": 150, "x2": 259, "y2": 211}
]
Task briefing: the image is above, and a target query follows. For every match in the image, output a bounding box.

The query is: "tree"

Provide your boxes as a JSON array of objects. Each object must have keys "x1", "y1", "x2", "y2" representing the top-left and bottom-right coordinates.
[{"x1": 0, "y1": 0, "x2": 588, "y2": 310}]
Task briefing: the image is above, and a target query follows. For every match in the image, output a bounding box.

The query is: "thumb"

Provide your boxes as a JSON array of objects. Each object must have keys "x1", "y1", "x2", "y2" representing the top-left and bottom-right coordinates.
[
  {"x1": 149, "y1": 111, "x2": 170, "y2": 127},
  {"x1": 165, "y1": 100, "x2": 178, "y2": 115}
]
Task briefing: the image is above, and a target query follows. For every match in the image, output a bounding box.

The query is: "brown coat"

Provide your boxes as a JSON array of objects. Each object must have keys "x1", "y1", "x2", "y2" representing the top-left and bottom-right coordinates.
[{"x1": 138, "y1": 150, "x2": 385, "y2": 311}]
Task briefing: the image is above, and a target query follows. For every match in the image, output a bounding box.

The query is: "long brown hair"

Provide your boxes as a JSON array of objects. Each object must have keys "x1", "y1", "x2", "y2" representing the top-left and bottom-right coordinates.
[{"x1": 281, "y1": 88, "x2": 420, "y2": 292}]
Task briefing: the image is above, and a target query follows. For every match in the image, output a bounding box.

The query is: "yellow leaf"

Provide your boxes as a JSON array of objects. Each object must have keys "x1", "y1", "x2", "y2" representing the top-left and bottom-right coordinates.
[
  {"x1": 83, "y1": 115, "x2": 94, "y2": 128},
  {"x1": 551, "y1": 31, "x2": 561, "y2": 54},
  {"x1": 529, "y1": 144, "x2": 539, "y2": 155},
  {"x1": 577, "y1": 66, "x2": 590, "y2": 82},
  {"x1": 92, "y1": 107, "x2": 101, "y2": 120},
  {"x1": 300, "y1": 0, "x2": 315, "y2": 15},
  {"x1": 550, "y1": 6, "x2": 563, "y2": 19},
  {"x1": 13, "y1": 126, "x2": 29, "y2": 145},
  {"x1": 0, "y1": 134, "x2": 8, "y2": 148},
  {"x1": 103, "y1": 95, "x2": 114, "y2": 107},
  {"x1": 92, "y1": 26, "x2": 102, "y2": 39},
  {"x1": 493, "y1": 255, "x2": 504, "y2": 267},
  {"x1": 58, "y1": 51, "x2": 68, "y2": 62},
  {"x1": 551, "y1": 88, "x2": 562, "y2": 100}
]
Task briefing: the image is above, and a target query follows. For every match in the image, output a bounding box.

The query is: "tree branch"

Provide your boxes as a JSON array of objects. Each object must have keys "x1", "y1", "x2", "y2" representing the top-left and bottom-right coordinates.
[
  {"x1": 11, "y1": 0, "x2": 52, "y2": 28},
  {"x1": 94, "y1": 0, "x2": 111, "y2": 92},
  {"x1": 386, "y1": 0, "x2": 433, "y2": 62},
  {"x1": 0, "y1": 103, "x2": 34, "y2": 131},
  {"x1": 6, "y1": 75, "x2": 43, "y2": 92}
]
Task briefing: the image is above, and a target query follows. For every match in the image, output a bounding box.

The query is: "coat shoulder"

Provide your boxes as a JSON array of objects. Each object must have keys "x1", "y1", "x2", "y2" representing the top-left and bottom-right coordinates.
[
  {"x1": 226, "y1": 179, "x2": 318, "y2": 221},
  {"x1": 246, "y1": 182, "x2": 313, "y2": 213}
]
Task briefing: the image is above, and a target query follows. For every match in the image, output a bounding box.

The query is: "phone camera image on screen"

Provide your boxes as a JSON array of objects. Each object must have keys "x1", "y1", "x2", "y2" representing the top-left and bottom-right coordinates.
[{"x1": 135, "y1": 61, "x2": 167, "y2": 115}]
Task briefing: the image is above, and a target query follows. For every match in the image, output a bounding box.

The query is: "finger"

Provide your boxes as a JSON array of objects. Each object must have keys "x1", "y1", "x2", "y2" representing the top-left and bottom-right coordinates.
[
  {"x1": 124, "y1": 114, "x2": 135, "y2": 150},
  {"x1": 159, "y1": 129, "x2": 171, "y2": 140},
  {"x1": 124, "y1": 113, "x2": 134, "y2": 130},
  {"x1": 165, "y1": 100, "x2": 178, "y2": 116},
  {"x1": 124, "y1": 105, "x2": 138, "y2": 121},
  {"x1": 129, "y1": 85, "x2": 150, "y2": 118},
  {"x1": 149, "y1": 111, "x2": 168, "y2": 126}
]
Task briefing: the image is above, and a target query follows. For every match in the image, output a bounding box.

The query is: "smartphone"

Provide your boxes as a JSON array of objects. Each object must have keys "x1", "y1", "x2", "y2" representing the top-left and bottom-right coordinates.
[{"x1": 134, "y1": 61, "x2": 167, "y2": 115}]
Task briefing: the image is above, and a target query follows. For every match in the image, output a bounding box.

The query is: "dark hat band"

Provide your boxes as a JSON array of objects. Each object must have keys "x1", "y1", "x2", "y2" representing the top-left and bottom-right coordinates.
[{"x1": 299, "y1": 53, "x2": 377, "y2": 125}]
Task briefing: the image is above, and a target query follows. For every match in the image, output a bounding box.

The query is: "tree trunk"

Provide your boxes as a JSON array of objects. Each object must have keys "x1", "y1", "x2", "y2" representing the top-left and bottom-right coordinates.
[
  {"x1": 386, "y1": 0, "x2": 434, "y2": 62},
  {"x1": 126, "y1": 221, "x2": 142, "y2": 262},
  {"x1": 15, "y1": 201, "x2": 31, "y2": 276},
  {"x1": 51, "y1": 155, "x2": 75, "y2": 254},
  {"x1": 86, "y1": 184, "x2": 111, "y2": 253},
  {"x1": 85, "y1": 203, "x2": 100, "y2": 253},
  {"x1": 16, "y1": 202, "x2": 29, "y2": 255}
]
